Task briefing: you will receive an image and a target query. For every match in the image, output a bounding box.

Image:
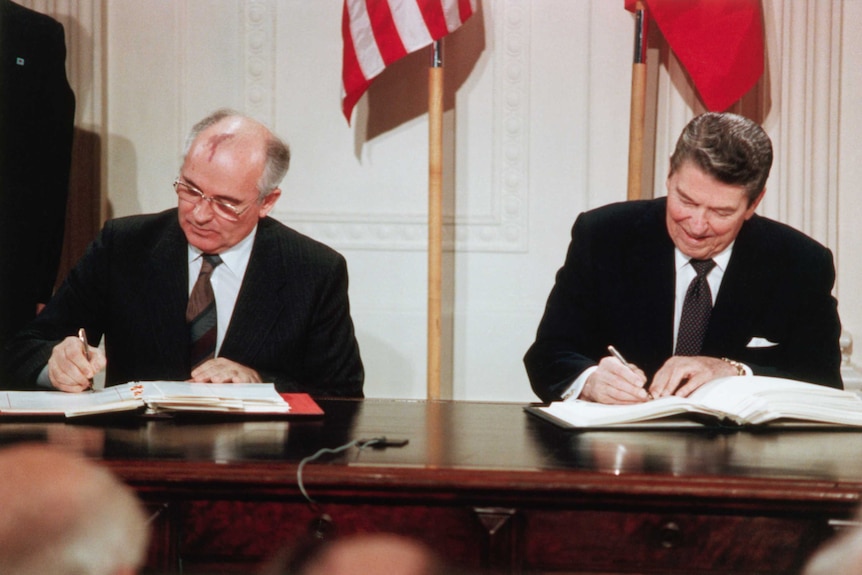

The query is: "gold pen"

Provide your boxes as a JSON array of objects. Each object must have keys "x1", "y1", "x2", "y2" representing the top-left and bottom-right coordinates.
[
  {"x1": 77, "y1": 328, "x2": 94, "y2": 391},
  {"x1": 607, "y1": 345, "x2": 653, "y2": 400}
]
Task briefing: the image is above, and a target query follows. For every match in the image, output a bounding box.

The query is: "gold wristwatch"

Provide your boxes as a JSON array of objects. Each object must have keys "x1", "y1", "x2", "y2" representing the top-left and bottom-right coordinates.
[{"x1": 721, "y1": 357, "x2": 745, "y2": 376}]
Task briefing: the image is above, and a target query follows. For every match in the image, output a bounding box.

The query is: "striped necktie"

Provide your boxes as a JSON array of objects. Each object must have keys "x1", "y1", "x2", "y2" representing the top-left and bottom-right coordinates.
[
  {"x1": 187, "y1": 254, "x2": 222, "y2": 369},
  {"x1": 674, "y1": 258, "x2": 716, "y2": 356}
]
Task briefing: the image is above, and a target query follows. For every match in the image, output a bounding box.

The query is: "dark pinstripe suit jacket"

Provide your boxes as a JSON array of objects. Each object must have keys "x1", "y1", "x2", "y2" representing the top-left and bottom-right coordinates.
[
  {"x1": 1, "y1": 209, "x2": 364, "y2": 397},
  {"x1": 524, "y1": 198, "x2": 842, "y2": 403}
]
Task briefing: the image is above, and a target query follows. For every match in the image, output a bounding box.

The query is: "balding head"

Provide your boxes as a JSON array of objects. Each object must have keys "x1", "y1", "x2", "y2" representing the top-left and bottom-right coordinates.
[
  {"x1": 0, "y1": 444, "x2": 149, "y2": 575},
  {"x1": 184, "y1": 109, "x2": 290, "y2": 199},
  {"x1": 177, "y1": 110, "x2": 289, "y2": 253}
]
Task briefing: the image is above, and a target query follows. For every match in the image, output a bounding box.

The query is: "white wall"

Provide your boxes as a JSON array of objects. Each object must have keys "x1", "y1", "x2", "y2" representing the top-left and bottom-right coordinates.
[
  {"x1": 837, "y1": 0, "x2": 862, "y2": 379},
  {"x1": 27, "y1": 0, "x2": 862, "y2": 401}
]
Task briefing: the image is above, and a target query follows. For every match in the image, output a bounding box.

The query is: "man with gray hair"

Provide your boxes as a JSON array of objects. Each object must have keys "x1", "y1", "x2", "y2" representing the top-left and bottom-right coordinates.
[
  {"x1": 0, "y1": 443, "x2": 149, "y2": 575},
  {"x1": 2, "y1": 109, "x2": 364, "y2": 396},
  {"x1": 525, "y1": 112, "x2": 842, "y2": 404}
]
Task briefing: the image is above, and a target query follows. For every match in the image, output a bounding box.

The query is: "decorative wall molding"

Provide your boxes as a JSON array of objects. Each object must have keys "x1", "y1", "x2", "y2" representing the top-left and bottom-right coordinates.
[
  {"x1": 268, "y1": 0, "x2": 531, "y2": 253},
  {"x1": 243, "y1": 0, "x2": 276, "y2": 126},
  {"x1": 454, "y1": 0, "x2": 530, "y2": 252}
]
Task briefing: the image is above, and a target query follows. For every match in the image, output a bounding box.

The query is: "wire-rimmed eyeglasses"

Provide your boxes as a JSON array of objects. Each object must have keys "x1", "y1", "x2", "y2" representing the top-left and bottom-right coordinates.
[{"x1": 173, "y1": 178, "x2": 252, "y2": 222}]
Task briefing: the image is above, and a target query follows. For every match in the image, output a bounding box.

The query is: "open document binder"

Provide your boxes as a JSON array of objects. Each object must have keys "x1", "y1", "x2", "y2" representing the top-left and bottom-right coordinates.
[
  {"x1": 0, "y1": 381, "x2": 323, "y2": 418},
  {"x1": 526, "y1": 376, "x2": 862, "y2": 430}
]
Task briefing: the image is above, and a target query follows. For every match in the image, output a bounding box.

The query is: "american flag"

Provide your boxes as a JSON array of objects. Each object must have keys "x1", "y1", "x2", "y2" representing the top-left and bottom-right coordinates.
[{"x1": 341, "y1": 0, "x2": 477, "y2": 124}]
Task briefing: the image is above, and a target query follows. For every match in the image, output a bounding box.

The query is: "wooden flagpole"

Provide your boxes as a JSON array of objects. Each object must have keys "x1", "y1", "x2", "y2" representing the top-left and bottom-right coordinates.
[
  {"x1": 427, "y1": 40, "x2": 444, "y2": 400},
  {"x1": 627, "y1": 1, "x2": 648, "y2": 201}
]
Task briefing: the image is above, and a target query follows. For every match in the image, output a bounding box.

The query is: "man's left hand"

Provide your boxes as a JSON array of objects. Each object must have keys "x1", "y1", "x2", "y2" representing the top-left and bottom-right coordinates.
[
  {"x1": 189, "y1": 358, "x2": 263, "y2": 383},
  {"x1": 649, "y1": 356, "x2": 739, "y2": 398}
]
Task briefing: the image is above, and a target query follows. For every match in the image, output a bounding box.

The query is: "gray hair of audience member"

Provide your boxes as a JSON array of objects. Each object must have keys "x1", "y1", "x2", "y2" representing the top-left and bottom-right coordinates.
[
  {"x1": 0, "y1": 444, "x2": 150, "y2": 575},
  {"x1": 183, "y1": 108, "x2": 291, "y2": 199},
  {"x1": 669, "y1": 112, "x2": 773, "y2": 205}
]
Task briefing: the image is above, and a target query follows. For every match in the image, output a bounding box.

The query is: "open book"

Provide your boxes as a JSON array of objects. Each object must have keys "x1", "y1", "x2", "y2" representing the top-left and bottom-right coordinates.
[
  {"x1": 526, "y1": 376, "x2": 862, "y2": 429},
  {"x1": 0, "y1": 381, "x2": 322, "y2": 418}
]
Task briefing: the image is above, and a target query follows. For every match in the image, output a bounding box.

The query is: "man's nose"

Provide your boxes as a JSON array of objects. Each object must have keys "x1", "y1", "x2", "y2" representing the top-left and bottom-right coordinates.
[
  {"x1": 192, "y1": 198, "x2": 215, "y2": 221},
  {"x1": 688, "y1": 210, "x2": 710, "y2": 234}
]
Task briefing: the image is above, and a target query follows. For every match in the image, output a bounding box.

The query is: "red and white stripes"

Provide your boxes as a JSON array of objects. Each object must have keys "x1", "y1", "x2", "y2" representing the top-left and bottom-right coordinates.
[{"x1": 342, "y1": 0, "x2": 477, "y2": 123}]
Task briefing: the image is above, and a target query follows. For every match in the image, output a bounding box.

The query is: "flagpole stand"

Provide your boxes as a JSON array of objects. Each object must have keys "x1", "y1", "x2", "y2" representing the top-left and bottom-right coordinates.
[
  {"x1": 627, "y1": 1, "x2": 648, "y2": 201},
  {"x1": 427, "y1": 40, "x2": 444, "y2": 400}
]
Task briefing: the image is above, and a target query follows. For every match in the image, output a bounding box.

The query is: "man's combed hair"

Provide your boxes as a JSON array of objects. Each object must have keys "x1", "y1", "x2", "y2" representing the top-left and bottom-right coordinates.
[{"x1": 669, "y1": 112, "x2": 773, "y2": 204}]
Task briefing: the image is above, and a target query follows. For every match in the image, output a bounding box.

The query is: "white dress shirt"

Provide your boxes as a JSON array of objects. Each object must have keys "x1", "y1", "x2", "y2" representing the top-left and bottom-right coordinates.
[{"x1": 187, "y1": 225, "x2": 256, "y2": 357}]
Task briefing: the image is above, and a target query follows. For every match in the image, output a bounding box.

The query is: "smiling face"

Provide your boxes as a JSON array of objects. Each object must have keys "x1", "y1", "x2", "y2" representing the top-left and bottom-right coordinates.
[
  {"x1": 665, "y1": 161, "x2": 763, "y2": 260},
  {"x1": 177, "y1": 116, "x2": 280, "y2": 254}
]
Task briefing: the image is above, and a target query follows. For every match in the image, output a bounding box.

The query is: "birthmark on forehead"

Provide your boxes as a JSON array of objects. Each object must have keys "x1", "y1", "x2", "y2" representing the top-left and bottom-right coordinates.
[{"x1": 205, "y1": 133, "x2": 235, "y2": 162}]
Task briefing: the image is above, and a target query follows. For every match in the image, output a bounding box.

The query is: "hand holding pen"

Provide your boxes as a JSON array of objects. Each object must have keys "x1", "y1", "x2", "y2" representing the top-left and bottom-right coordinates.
[
  {"x1": 78, "y1": 328, "x2": 95, "y2": 390},
  {"x1": 46, "y1": 329, "x2": 106, "y2": 392},
  {"x1": 579, "y1": 345, "x2": 651, "y2": 404},
  {"x1": 607, "y1": 346, "x2": 653, "y2": 400}
]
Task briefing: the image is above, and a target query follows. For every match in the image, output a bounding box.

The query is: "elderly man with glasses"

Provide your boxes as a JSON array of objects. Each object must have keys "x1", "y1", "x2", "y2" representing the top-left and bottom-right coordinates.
[{"x1": 1, "y1": 109, "x2": 364, "y2": 397}]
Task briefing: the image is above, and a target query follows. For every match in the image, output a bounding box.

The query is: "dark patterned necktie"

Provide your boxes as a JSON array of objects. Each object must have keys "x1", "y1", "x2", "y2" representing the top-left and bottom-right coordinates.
[
  {"x1": 674, "y1": 258, "x2": 716, "y2": 356},
  {"x1": 187, "y1": 254, "x2": 222, "y2": 369}
]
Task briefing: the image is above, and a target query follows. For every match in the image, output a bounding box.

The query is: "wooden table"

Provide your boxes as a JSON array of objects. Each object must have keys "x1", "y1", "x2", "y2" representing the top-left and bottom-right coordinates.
[{"x1": 2, "y1": 398, "x2": 862, "y2": 574}]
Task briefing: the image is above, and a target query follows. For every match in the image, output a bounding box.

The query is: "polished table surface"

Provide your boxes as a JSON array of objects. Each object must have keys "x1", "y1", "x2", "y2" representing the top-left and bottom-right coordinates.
[
  {"x1": 2, "y1": 398, "x2": 862, "y2": 573},
  {"x1": 1, "y1": 398, "x2": 861, "y2": 489}
]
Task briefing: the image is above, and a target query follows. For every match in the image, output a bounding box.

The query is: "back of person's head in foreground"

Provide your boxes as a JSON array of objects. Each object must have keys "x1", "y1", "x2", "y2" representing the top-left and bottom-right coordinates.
[
  {"x1": 261, "y1": 532, "x2": 462, "y2": 575},
  {"x1": 803, "y1": 506, "x2": 862, "y2": 575},
  {"x1": 669, "y1": 111, "x2": 773, "y2": 205},
  {"x1": 0, "y1": 443, "x2": 150, "y2": 575}
]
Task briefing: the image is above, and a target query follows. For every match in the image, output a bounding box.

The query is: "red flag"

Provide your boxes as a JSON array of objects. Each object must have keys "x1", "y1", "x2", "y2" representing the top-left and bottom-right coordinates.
[
  {"x1": 341, "y1": 0, "x2": 477, "y2": 124},
  {"x1": 626, "y1": 0, "x2": 764, "y2": 111}
]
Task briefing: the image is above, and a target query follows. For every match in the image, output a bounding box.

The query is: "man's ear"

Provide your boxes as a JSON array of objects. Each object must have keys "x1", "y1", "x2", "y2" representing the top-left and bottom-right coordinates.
[
  {"x1": 257, "y1": 188, "x2": 281, "y2": 218},
  {"x1": 745, "y1": 188, "x2": 765, "y2": 219}
]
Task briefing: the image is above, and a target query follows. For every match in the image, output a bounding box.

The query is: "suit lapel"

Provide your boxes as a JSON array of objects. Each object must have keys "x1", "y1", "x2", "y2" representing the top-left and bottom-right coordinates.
[
  {"x1": 626, "y1": 200, "x2": 676, "y2": 364},
  {"x1": 703, "y1": 216, "x2": 772, "y2": 352},
  {"x1": 135, "y1": 218, "x2": 190, "y2": 367},
  {"x1": 220, "y1": 220, "x2": 286, "y2": 361}
]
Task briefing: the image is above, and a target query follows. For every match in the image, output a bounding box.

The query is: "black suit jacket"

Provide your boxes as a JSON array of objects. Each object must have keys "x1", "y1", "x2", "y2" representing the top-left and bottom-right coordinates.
[
  {"x1": 524, "y1": 198, "x2": 842, "y2": 402},
  {"x1": 0, "y1": 1, "x2": 75, "y2": 350},
  {"x1": 1, "y1": 210, "x2": 364, "y2": 397}
]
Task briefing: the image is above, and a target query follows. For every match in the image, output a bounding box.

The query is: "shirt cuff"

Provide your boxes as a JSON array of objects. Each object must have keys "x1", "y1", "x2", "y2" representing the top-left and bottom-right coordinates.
[
  {"x1": 36, "y1": 364, "x2": 53, "y2": 388},
  {"x1": 560, "y1": 366, "x2": 598, "y2": 401}
]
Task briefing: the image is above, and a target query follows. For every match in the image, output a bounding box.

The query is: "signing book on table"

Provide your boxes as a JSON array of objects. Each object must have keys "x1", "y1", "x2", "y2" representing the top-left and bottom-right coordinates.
[
  {"x1": 526, "y1": 376, "x2": 862, "y2": 429},
  {"x1": 0, "y1": 381, "x2": 320, "y2": 418}
]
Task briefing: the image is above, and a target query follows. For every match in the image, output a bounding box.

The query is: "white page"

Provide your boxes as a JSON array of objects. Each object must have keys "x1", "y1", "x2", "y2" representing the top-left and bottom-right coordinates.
[
  {"x1": 0, "y1": 382, "x2": 144, "y2": 415},
  {"x1": 140, "y1": 381, "x2": 291, "y2": 413}
]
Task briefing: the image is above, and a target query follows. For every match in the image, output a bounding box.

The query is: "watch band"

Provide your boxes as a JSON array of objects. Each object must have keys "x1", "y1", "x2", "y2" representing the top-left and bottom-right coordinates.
[{"x1": 721, "y1": 357, "x2": 746, "y2": 376}]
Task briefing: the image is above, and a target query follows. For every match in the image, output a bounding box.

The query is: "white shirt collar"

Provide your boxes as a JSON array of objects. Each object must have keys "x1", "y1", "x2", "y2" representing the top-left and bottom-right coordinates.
[
  {"x1": 674, "y1": 241, "x2": 734, "y2": 273},
  {"x1": 187, "y1": 224, "x2": 257, "y2": 274}
]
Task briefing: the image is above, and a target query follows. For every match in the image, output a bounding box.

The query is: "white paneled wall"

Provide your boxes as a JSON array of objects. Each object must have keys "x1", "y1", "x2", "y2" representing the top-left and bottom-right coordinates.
[{"x1": 25, "y1": 0, "x2": 862, "y2": 399}]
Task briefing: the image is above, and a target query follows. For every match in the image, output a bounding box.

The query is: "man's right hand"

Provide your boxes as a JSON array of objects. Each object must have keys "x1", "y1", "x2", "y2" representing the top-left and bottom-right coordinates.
[
  {"x1": 580, "y1": 355, "x2": 651, "y2": 404},
  {"x1": 48, "y1": 336, "x2": 106, "y2": 392}
]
